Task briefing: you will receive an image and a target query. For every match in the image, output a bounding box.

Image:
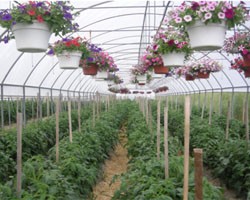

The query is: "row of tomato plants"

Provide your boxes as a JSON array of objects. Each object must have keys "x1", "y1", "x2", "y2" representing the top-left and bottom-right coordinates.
[
  {"x1": 0, "y1": 101, "x2": 128, "y2": 199},
  {"x1": 0, "y1": 104, "x2": 93, "y2": 184},
  {"x1": 151, "y1": 101, "x2": 250, "y2": 199},
  {"x1": 113, "y1": 101, "x2": 222, "y2": 199}
]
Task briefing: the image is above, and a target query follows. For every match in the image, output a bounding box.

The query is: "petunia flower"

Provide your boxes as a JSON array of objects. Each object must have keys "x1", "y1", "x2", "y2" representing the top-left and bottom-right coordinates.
[{"x1": 183, "y1": 15, "x2": 192, "y2": 22}]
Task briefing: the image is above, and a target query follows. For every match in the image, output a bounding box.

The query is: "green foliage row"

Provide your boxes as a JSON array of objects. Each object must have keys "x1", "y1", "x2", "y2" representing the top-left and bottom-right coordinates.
[
  {"x1": 158, "y1": 102, "x2": 250, "y2": 199},
  {"x1": 0, "y1": 101, "x2": 128, "y2": 199},
  {"x1": 113, "y1": 102, "x2": 222, "y2": 200},
  {"x1": 0, "y1": 104, "x2": 93, "y2": 183}
]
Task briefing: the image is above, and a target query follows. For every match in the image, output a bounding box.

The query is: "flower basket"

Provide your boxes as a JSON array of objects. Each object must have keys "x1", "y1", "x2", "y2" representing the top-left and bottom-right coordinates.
[
  {"x1": 161, "y1": 52, "x2": 186, "y2": 67},
  {"x1": 83, "y1": 63, "x2": 98, "y2": 75},
  {"x1": 57, "y1": 51, "x2": 82, "y2": 70},
  {"x1": 137, "y1": 74, "x2": 147, "y2": 85},
  {"x1": 197, "y1": 71, "x2": 210, "y2": 79},
  {"x1": 153, "y1": 65, "x2": 169, "y2": 74},
  {"x1": 152, "y1": 73, "x2": 163, "y2": 79},
  {"x1": 12, "y1": 21, "x2": 51, "y2": 52},
  {"x1": 244, "y1": 67, "x2": 250, "y2": 78},
  {"x1": 243, "y1": 54, "x2": 250, "y2": 67},
  {"x1": 187, "y1": 21, "x2": 226, "y2": 51},
  {"x1": 185, "y1": 74, "x2": 196, "y2": 81},
  {"x1": 96, "y1": 71, "x2": 108, "y2": 80}
]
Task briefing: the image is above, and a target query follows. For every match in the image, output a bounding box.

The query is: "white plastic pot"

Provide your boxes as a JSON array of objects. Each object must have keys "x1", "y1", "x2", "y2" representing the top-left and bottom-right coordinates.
[
  {"x1": 137, "y1": 74, "x2": 147, "y2": 84},
  {"x1": 96, "y1": 71, "x2": 108, "y2": 80},
  {"x1": 57, "y1": 51, "x2": 82, "y2": 70},
  {"x1": 12, "y1": 21, "x2": 51, "y2": 53},
  {"x1": 161, "y1": 52, "x2": 186, "y2": 67},
  {"x1": 187, "y1": 20, "x2": 226, "y2": 51},
  {"x1": 152, "y1": 73, "x2": 164, "y2": 79}
]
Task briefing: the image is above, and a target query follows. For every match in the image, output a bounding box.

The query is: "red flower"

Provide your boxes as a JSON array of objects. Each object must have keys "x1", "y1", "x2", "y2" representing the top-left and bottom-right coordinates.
[
  {"x1": 37, "y1": 15, "x2": 44, "y2": 22},
  {"x1": 27, "y1": 10, "x2": 36, "y2": 16},
  {"x1": 225, "y1": 8, "x2": 235, "y2": 19},
  {"x1": 167, "y1": 39, "x2": 175, "y2": 46}
]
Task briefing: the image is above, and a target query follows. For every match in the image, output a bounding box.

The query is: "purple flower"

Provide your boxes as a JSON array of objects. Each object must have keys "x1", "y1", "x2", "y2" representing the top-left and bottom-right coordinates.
[
  {"x1": 64, "y1": 12, "x2": 72, "y2": 20},
  {"x1": 2, "y1": 13, "x2": 12, "y2": 21},
  {"x1": 36, "y1": 2, "x2": 44, "y2": 7},
  {"x1": 87, "y1": 57, "x2": 94, "y2": 62},
  {"x1": 47, "y1": 48, "x2": 54, "y2": 55},
  {"x1": 3, "y1": 36, "x2": 9, "y2": 44}
]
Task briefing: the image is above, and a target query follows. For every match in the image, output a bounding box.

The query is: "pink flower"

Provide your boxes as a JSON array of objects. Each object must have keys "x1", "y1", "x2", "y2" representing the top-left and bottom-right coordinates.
[
  {"x1": 178, "y1": 6, "x2": 185, "y2": 12},
  {"x1": 183, "y1": 15, "x2": 192, "y2": 22},
  {"x1": 208, "y1": 5, "x2": 215, "y2": 11},
  {"x1": 204, "y1": 12, "x2": 212, "y2": 20},
  {"x1": 200, "y1": 6, "x2": 207, "y2": 12},
  {"x1": 242, "y1": 48, "x2": 249, "y2": 55},
  {"x1": 225, "y1": 8, "x2": 234, "y2": 19},
  {"x1": 175, "y1": 17, "x2": 182, "y2": 24},
  {"x1": 218, "y1": 12, "x2": 225, "y2": 19}
]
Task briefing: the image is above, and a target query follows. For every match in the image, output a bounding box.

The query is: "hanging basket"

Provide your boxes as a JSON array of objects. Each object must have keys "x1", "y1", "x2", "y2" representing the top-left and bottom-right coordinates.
[
  {"x1": 153, "y1": 65, "x2": 169, "y2": 74},
  {"x1": 137, "y1": 74, "x2": 147, "y2": 85},
  {"x1": 12, "y1": 21, "x2": 51, "y2": 53},
  {"x1": 197, "y1": 71, "x2": 210, "y2": 79},
  {"x1": 83, "y1": 63, "x2": 98, "y2": 75},
  {"x1": 152, "y1": 73, "x2": 163, "y2": 79},
  {"x1": 185, "y1": 74, "x2": 196, "y2": 81},
  {"x1": 161, "y1": 52, "x2": 186, "y2": 67},
  {"x1": 243, "y1": 54, "x2": 250, "y2": 67},
  {"x1": 186, "y1": 20, "x2": 226, "y2": 51},
  {"x1": 57, "y1": 51, "x2": 82, "y2": 69},
  {"x1": 96, "y1": 71, "x2": 108, "y2": 80}
]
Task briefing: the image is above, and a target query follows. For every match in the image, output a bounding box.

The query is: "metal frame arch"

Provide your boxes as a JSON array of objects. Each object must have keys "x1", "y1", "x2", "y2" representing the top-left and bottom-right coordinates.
[
  {"x1": 67, "y1": 72, "x2": 84, "y2": 91},
  {"x1": 59, "y1": 69, "x2": 79, "y2": 92}
]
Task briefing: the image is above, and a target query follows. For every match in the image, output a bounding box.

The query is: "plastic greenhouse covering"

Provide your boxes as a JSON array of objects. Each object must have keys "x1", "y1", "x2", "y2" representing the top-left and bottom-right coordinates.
[{"x1": 0, "y1": 0, "x2": 250, "y2": 99}]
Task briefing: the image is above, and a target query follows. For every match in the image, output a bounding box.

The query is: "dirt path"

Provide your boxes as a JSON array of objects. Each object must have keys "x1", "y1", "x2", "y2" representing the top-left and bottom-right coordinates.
[
  {"x1": 203, "y1": 167, "x2": 243, "y2": 200},
  {"x1": 91, "y1": 128, "x2": 128, "y2": 200}
]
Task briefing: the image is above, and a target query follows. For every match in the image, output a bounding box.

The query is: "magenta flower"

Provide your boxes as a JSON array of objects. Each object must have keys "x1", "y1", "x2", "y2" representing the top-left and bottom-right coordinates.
[{"x1": 225, "y1": 8, "x2": 234, "y2": 19}]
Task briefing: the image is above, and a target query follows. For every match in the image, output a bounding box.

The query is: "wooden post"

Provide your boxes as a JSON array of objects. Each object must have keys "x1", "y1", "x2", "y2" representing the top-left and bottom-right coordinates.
[
  {"x1": 157, "y1": 100, "x2": 161, "y2": 160},
  {"x1": 148, "y1": 101, "x2": 153, "y2": 135},
  {"x1": 56, "y1": 98, "x2": 60, "y2": 163},
  {"x1": 16, "y1": 113, "x2": 22, "y2": 198},
  {"x1": 245, "y1": 98, "x2": 249, "y2": 142},
  {"x1": 225, "y1": 101, "x2": 231, "y2": 141},
  {"x1": 78, "y1": 97, "x2": 81, "y2": 132},
  {"x1": 16, "y1": 98, "x2": 19, "y2": 118},
  {"x1": 208, "y1": 92, "x2": 214, "y2": 125},
  {"x1": 194, "y1": 148, "x2": 203, "y2": 200},
  {"x1": 47, "y1": 94, "x2": 50, "y2": 117},
  {"x1": 183, "y1": 96, "x2": 191, "y2": 200},
  {"x1": 164, "y1": 106, "x2": 169, "y2": 179},
  {"x1": 242, "y1": 99, "x2": 246, "y2": 123},
  {"x1": 93, "y1": 100, "x2": 96, "y2": 128},
  {"x1": 36, "y1": 93, "x2": 39, "y2": 120},
  {"x1": 201, "y1": 92, "x2": 207, "y2": 119},
  {"x1": 146, "y1": 99, "x2": 149, "y2": 124},
  {"x1": 68, "y1": 100, "x2": 72, "y2": 143}
]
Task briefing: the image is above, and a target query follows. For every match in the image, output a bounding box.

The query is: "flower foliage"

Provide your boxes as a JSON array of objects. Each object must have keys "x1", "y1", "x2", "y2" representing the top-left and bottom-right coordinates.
[
  {"x1": 131, "y1": 64, "x2": 148, "y2": 76},
  {"x1": 47, "y1": 37, "x2": 90, "y2": 59},
  {"x1": 141, "y1": 44, "x2": 163, "y2": 70},
  {"x1": 80, "y1": 43, "x2": 118, "y2": 72},
  {"x1": 154, "y1": 26, "x2": 192, "y2": 56},
  {"x1": 223, "y1": 32, "x2": 250, "y2": 55},
  {"x1": 167, "y1": 1, "x2": 247, "y2": 29},
  {"x1": 186, "y1": 58, "x2": 223, "y2": 74},
  {"x1": 231, "y1": 57, "x2": 249, "y2": 72}
]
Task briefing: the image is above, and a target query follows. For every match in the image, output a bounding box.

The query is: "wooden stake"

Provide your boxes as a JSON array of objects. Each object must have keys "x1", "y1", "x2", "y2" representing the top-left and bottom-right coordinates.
[
  {"x1": 78, "y1": 97, "x2": 81, "y2": 132},
  {"x1": 148, "y1": 101, "x2": 153, "y2": 135},
  {"x1": 146, "y1": 99, "x2": 149, "y2": 124},
  {"x1": 164, "y1": 106, "x2": 169, "y2": 179},
  {"x1": 68, "y1": 100, "x2": 72, "y2": 143},
  {"x1": 225, "y1": 101, "x2": 231, "y2": 141},
  {"x1": 16, "y1": 113, "x2": 22, "y2": 198},
  {"x1": 56, "y1": 98, "x2": 60, "y2": 163},
  {"x1": 194, "y1": 148, "x2": 203, "y2": 200},
  {"x1": 36, "y1": 93, "x2": 39, "y2": 120},
  {"x1": 208, "y1": 92, "x2": 214, "y2": 125},
  {"x1": 47, "y1": 94, "x2": 50, "y2": 117},
  {"x1": 183, "y1": 96, "x2": 191, "y2": 200},
  {"x1": 93, "y1": 100, "x2": 96, "y2": 128},
  {"x1": 242, "y1": 99, "x2": 246, "y2": 123},
  {"x1": 245, "y1": 98, "x2": 249, "y2": 142},
  {"x1": 157, "y1": 100, "x2": 161, "y2": 160},
  {"x1": 201, "y1": 93, "x2": 207, "y2": 119}
]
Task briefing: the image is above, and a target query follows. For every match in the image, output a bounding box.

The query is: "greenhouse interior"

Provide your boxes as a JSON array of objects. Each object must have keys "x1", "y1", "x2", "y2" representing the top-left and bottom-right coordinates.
[{"x1": 0, "y1": 1, "x2": 250, "y2": 199}]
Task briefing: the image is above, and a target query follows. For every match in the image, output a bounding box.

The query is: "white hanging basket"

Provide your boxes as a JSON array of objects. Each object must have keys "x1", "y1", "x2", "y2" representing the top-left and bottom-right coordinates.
[
  {"x1": 57, "y1": 51, "x2": 82, "y2": 70},
  {"x1": 12, "y1": 21, "x2": 51, "y2": 53},
  {"x1": 186, "y1": 20, "x2": 226, "y2": 51},
  {"x1": 161, "y1": 52, "x2": 186, "y2": 67},
  {"x1": 152, "y1": 73, "x2": 163, "y2": 79},
  {"x1": 96, "y1": 71, "x2": 108, "y2": 80},
  {"x1": 137, "y1": 74, "x2": 147, "y2": 84}
]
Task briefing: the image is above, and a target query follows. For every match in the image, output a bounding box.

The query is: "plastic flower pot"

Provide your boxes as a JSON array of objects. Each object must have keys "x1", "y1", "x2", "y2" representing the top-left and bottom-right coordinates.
[
  {"x1": 197, "y1": 71, "x2": 210, "y2": 79},
  {"x1": 137, "y1": 74, "x2": 147, "y2": 85},
  {"x1": 96, "y1": 71, "x2": 108, "y2": 80},
  {"x1": 57, "y1": 51, "x2": 82, "y2": 69},
  {"x1": 83, "y1": 63, "x2": 98, "y2": 75},
  {"x1": 153, "y1": 65, "x2": 169, "y2": 74},
  {"x1": 185, "y1": 74, "x2": 196, "y2": 81},
  {"x1": 152, "y1": 73, "x2": 163, "y2": 79},
  {"x1": 12, "y1": 21, "x2": 51, "y2": 53},
  {"x1": 161, "y1": 52, "x2": 186, "y2": 67},
  {"x1": 187, "y1": 20, "x2": 226, "y2": 51}
]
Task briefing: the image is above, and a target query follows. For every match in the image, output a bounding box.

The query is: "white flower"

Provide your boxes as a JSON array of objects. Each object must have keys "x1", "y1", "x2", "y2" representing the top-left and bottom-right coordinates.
[
  {"x1": 174, "y1": 40, "x2": 179, "y2": 44},
  {"x1": 208, "y1": 5, "x2": 215, "y2": 11},
  {"x1": 200, "y1": 6, "x2": 207, "y2": 12},
  {"x1": 218, "y1": 12, "x2": 225, "y2": 19},
  {"x1": 183, "y1": 15, "x2": 192, "y2": 22}
]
